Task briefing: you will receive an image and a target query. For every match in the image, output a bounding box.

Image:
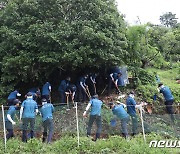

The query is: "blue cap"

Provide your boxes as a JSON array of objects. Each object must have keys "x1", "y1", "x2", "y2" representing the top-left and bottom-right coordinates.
[{"x1": 27, "y1": 92, "x2": 32, "y2": 96}]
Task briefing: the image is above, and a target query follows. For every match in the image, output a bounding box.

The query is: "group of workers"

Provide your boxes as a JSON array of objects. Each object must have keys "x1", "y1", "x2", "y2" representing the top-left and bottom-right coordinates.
[
  {"x1": 83, "y1": 82, "x2": 176, "y2": 141},
  {"x1": 4, "y1": 68, "x2": 175, "y2": 142},
  {"x1": 83, "y1": 92, "x2": 145, "y2": 141},
  {"x1": 6, "y1": 92, "x2": 54, "y2": 143}
]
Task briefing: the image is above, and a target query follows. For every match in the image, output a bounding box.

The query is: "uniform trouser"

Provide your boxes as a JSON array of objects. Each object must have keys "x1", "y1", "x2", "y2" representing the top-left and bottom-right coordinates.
[
  {"x1": 87, "y1": 115, "x2": 102, "y2": 140},
  {"x1": 108, "y1": 79, "x2": 119, "y2": 95},
  {"x1": 165, "y1": 100, "x2": 175, "y2": 122},
  {"x1": 121, "y1": 116, "x2": 130, "y2": 137},
  {"x1": 88, "y1": 82, "x2": 96, "y2": 96},
  {"x1": 22, "y1": 118, "x2": 35, "y2": 142},
  {"x1": 130, "y1": 114, "x2": 138, "y2": 135},
  {"x1": 59, "y1": 91, "x2": 65, "y2": 103},
  {"x1": 42, "y1": 118, "x2": 54, "y2": 143},
  {"x1": 5, "y1": 121, "x2": 14, "y2": 140}
]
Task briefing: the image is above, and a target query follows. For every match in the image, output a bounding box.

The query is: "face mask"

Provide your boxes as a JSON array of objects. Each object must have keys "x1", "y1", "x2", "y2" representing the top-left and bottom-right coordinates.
[
  {"x1": 42, "y1": 102, "x2": 47, "y2": 105},
  {"x1": 129, "y1": 94, "x2": 134, "y2": 98}
]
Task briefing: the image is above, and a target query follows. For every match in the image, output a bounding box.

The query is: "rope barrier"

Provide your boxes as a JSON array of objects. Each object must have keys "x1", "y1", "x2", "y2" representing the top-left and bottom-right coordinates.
[{"x1": 1, "y1": 102, "x2": 180, "y2": 108}]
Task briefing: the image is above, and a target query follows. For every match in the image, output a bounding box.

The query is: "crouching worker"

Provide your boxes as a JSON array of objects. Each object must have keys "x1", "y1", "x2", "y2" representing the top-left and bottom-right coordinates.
[
  {"x1": 20, "y1": 92, "x2": 38, "y2": 142},
  {"x1": 5, "y1": 99, "x2": 20, "y2": 140},
  {"x1": 109, "y1": 102, "x2": 129, "y2": 139},
  {"x1": 83, "y1": 95, "x2": 103, "y2": 141},
  {"x1": 40, "y1": 98, "x2": 55, "y2": 143}
]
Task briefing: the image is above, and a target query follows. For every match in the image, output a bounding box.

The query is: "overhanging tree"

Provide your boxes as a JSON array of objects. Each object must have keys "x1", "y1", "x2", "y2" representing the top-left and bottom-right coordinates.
[{"x1": 0, "y1": 0, "x2": 127, "y2": 98}]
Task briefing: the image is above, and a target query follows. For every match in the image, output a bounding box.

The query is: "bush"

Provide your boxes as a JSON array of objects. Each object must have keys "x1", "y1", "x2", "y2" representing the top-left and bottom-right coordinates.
[
  {"x1": 133, "y1": 68, "x2": 156, "y2": 86},
  {"x1": 0, "y1": 134, "x2": 179, "y2": 153},
  {"x1": 136, "y1": 84, "x2": 158, "y2": 103}
]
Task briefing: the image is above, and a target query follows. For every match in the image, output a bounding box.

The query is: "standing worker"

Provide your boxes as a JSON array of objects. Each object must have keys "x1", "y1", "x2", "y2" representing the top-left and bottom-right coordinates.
[
  {"x1": 40, "y1": 98, "x2": 55, "y2": 143},
  {"x1": 58, "y1": 77, "x2": 71, "y2": 103},
  {"x1": 77, "y1": 75, "x2": 89, "y2": 102},
  {"x1": 42, "y1": 82, "x2": 51, "y2": 102},
  {"x1": 108, "y1": 102, "x2": 130, "y2": 139},
  {"x1": 7, "y1": 90, "x2": 21, "y2": 106},
  {"x1": 158, "y1": 83, "x2": 175, "y2": 122},
  {"x1": 5, "y1": 99, "x2": 20, "y2": 140},
  {"x1": 108, "y1": 72, "x2": 122, "y2": 95},
  {"x1": 20, "y1": 92, "x2": 38, "y2": 142},
  {"x1": 126, "y1": 91, "x2": 143, "y2": 136},
  {"x1": 87, "y1": 73, "x2": 97, "y2": 96},
  {"x1": 83, "y1": 95, "x2": 103, "y2": 141}
]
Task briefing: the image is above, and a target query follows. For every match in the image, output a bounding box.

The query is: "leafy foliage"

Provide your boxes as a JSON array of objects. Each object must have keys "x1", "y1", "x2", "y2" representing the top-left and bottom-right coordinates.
[
  {"x1": 160, "y1": 12, "x2": 178, "y2": 28},
  {"x1": 0, "y1": 0, "x2": 127, "y2": 98},
  {"x1": 126, "y1": 25, "x2": 160, "y2": 68}
]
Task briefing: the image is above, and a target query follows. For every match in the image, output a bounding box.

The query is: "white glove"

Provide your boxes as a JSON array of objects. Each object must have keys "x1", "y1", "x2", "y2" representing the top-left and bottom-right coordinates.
[
  {"x1": 83, "y1": 111, "x2": 87, "y2": 117},
  {"x1": 12, "y1": 121, "x2": 16, "y2": 125}
]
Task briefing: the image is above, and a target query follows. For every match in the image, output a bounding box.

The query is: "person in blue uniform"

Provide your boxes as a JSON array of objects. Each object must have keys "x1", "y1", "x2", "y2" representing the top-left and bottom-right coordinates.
[
  {"x1": 7, "y1": 90, "x2": 21, "y2": 106},
  {"x1": 109, "y1": 102, "x2": 129, "y2": 138},
  {"x1": 126, "y1": 91, "x2": 144, "y2": 136},
  {"x1": 29, "y1": 87, "x2": 41, "y2": 100},
  {"x1": 83, "y1": 95, "x2": 103, "y2": 141},
  {"x1": 20, "y1": 92, "x2": 38, "y2": 142},
  {"x1": 77, "y1": 75, "x2": 88, "y2": 102},
  {"x1": 29, "y1": 87, "x2": 41, "y2": 105},
  {"x1": 5, "y1": 99, "x2": 20, "y2": 140},
  {"x1": 42, "y1": 82, "x2": 51, "y2": 102},
  {"x1": 87, "y1": 73, "x2": 97, "y2": 96},
  {"x1": 158, "y1": 83, "x2": 175, "y2": 122},
  {"x1": 58, "y1": 77, "x2": 71, "y2": 103},
  {"x1": 40, "y1": 98, "x2": 55, "y2": 143},
  {"x1": 66, "y1": 84, "x2": 77, "y2": 103},
  {"x1": 108, "y1": 72, "x2": 122, "y2": 95}
]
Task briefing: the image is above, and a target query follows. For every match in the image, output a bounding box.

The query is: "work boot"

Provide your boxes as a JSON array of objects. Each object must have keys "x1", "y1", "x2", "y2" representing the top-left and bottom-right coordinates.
[
  {"x1": 22, "y1": 130, "x2": 27, "y2": 142},
  {"x1": 30, "y1": 130, "x2": 34, "y2": 138},
  {"x1": 42, "y1": 132, "x2": 47, "y2": 143},
  {"x1": 95, "y1": 133, "x2": 100, "y2": 141}
]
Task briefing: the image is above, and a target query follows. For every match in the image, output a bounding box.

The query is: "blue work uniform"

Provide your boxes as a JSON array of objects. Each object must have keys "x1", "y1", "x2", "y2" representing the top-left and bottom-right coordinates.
[
  {"x1": 108, "y1": 73, "x2": 120, "y2": 95},
  {"x1": 7, "y1": 90, "x2": 19, "y2": 106},
  {"x1": 126, "y1": 96, "x2": 136, "y2": 116},
  {"x1": 112, "y1": 105, "x2": 129, "y2": 120},
  {"x1": 67, "y1": 84, "x2": 77, "y2": 101},
  {"x1": 112, "y1": 105, "x2": 129, "y2": 137},
  {"x1": 40, "y1": 103, "x2": 55, "y2": 143},
  {"x1": 22, "y1": 98, "x2": 38, "y2": 118},
  {"x1": 5, "y1": 105, "x2": 17, "y2": 139},
  {"x1": 21, "y1": 98, "x2": 38, "y2": 142},
  {"x1": 160, "y1": 86, "x2": 174, "y2": 102},
  {"x1": 160, "y1": 86, "x2": 174, "y2": 122},
  {"x1": 87, "y1": 98, "x2": 103, "y2": 140},
  {"x1": 77, "y1": 76, "x2": 87, "y2": 102},
  {"x1": 29, "y1": 87, "x2": 41, "y2": 101},
  {"x1": 58, "y1": 80, "x2": 70, "y2": 103},
  {"x1": 87, "y1": 74, "x2": 97, "y2": 96},
  {"x1": 42, "y1": 82, "x2": 51, "y2": 101},
  {"x1": 126, "y1": 96, "x2": 138, "y2": 135},
  {"x1": 40, "y1": 103, "x2": 55, "y2": 122}
]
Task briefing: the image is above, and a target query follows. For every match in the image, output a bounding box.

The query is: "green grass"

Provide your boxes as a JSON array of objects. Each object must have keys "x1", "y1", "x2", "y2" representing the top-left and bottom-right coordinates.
[
  {"x1": 146, "y1": 67, "x2": 179, "y2": 87},
  {"x1": 0, "y1": 134, "x2": 179, "y2": 154},
  {"x1": 146, "y1": 67, "x2": 180, "y2": 102}
]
